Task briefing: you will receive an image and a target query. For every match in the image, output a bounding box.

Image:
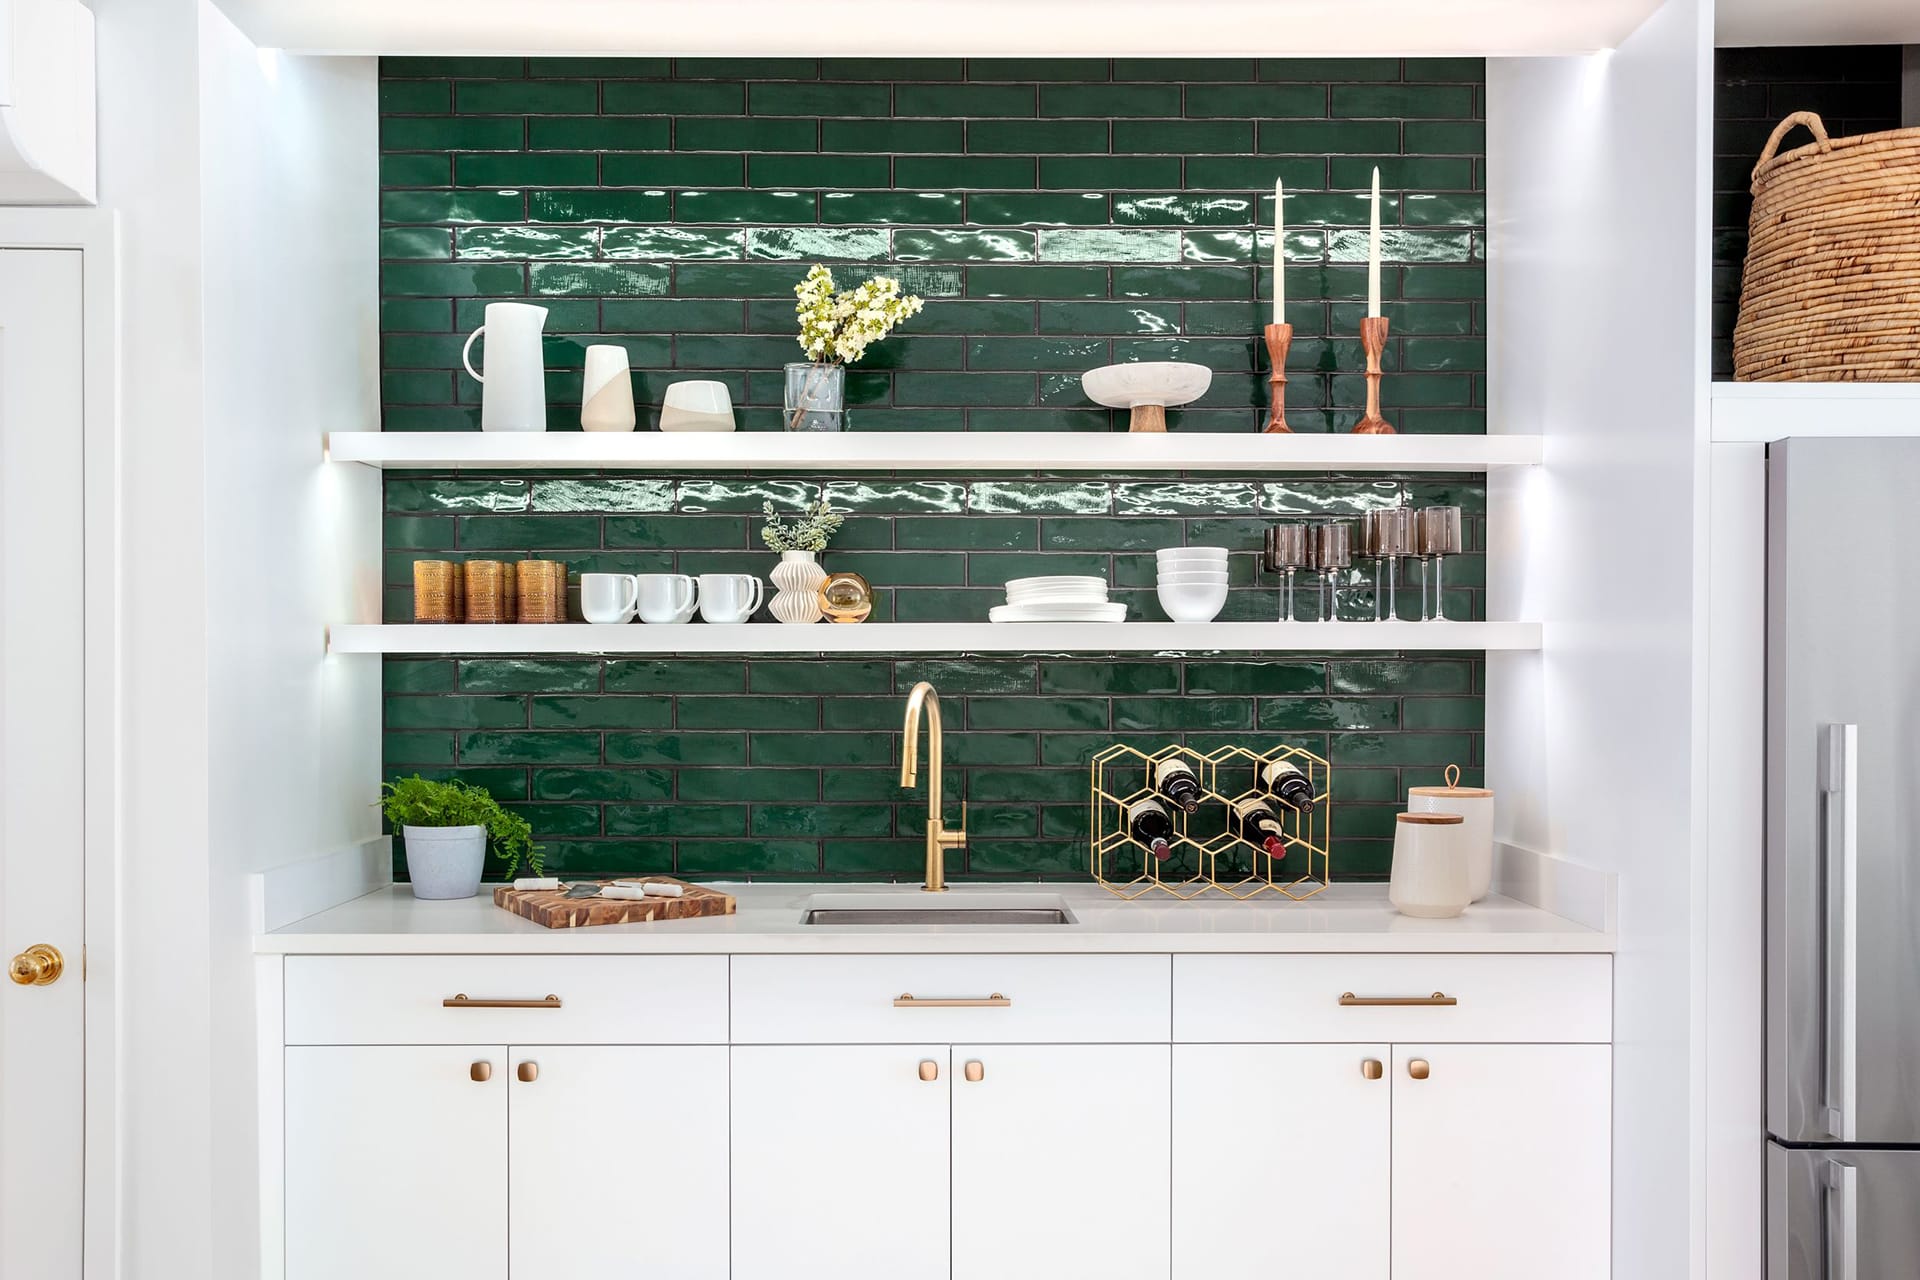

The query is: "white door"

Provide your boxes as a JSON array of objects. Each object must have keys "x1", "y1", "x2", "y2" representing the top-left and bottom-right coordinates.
[
  {"x1": 285, "y1": 1046, "x2": 507, "y2": 1280},
  {"x1": 951, "y1": 1044, "x2": 1171, "y2": 1280},
  {"x1": 1172, "y1": 1043, "x2": 1391, "y2": 1280},
  {"x1": 0, "y1": 247, "x2": 87, "y2": 1280},
  {"x1": 1392, "y1": 1044, "x2": 1611, "y2": 1280},
  {"x1": 731, "y1": 1045, "x2": 950, "y2": 1280},
  {"x1": 510, "y1": 1045, "x2": 729, "y2": 1279}
]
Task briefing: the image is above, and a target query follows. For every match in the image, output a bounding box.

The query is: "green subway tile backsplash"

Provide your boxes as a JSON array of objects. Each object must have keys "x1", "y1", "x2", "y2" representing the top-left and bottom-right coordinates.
[{"x1": 382, "y1": 55, "x2": 1485, "y2": 434}]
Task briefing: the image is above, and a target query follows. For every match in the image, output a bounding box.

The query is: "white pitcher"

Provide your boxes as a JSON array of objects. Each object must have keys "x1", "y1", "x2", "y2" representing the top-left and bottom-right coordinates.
[{"x1": 461, "y1": 302, "x2": 549, "y2": 432}]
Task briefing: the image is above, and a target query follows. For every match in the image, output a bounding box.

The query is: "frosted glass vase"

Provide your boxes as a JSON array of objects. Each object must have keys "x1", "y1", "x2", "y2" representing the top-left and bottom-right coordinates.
[
  {"x1": 769, "y1": 550, "x2": 828, "y2": 624},
  {"x1": 784, "y1": 362, "x2": 845, "y2": 432}
]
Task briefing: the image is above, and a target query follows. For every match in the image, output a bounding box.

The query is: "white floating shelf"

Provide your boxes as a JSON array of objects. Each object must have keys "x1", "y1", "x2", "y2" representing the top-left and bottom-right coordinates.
[
  {"x1": 329, "y1": 621, "x2": 1542, "y2": 656},
  {"x1": 1711, "y1": 381, "x2": 1920, "y2": 443},
  {"x1": 325, "y1": 431, "x2": 1542, "y2": 474}
]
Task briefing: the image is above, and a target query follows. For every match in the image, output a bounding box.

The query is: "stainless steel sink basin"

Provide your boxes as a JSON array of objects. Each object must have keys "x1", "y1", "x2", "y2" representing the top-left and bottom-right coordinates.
[{"x1": 800, "y1": 893, "x2": 1076, "y2": 926}]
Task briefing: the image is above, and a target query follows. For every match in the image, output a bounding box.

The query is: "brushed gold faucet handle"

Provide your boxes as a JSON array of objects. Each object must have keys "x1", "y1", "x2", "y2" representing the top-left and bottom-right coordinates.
[{"x1": 8, "y1": 944, "x2": 63, "y2": 986}]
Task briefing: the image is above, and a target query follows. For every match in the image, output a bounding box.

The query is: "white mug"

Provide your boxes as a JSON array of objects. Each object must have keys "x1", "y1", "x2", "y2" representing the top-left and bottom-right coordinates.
[
  {"x1": 635, "y1": 574, "x2": 698, "y2": 624},
  {"x1": 697, "y1": 574, "x2": 763, "y2": 624},
  {"x1": 579, "y1": 573, "x2": 639, "y2": 624},
  {"x1": 660, "y1": 379, "x2": 736, "y2": 433},
  {"x1": 1388, "y1": 812, "x2": 1471, "y2": 919},
  {"x1": 580, "y1": 345, "x2": 637, "y2": 433},
  {"x1": 461, "y1": 301, "x2": 549, "y2": 433},
  {"x1": 1407, "y1": 770, "x2": 1494, "y2": 901}
]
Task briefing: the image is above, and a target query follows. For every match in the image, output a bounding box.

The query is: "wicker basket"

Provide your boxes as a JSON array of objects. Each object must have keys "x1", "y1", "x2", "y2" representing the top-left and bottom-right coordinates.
[{"x1": 1733, "y1": 112, "x2": 1920, "y2": 382}]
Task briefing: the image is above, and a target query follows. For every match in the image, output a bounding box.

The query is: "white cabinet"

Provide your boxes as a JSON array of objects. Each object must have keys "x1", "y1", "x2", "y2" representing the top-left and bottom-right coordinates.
[
  {"x1": 1172, "y1": 1044, "x2": 1392, "y2": 1280},
  {"x1": 951, "y1": 1044, "x2": 1170, "y2": 1280},
  {"x1": 285, "y1": 1046, "x2": 507, "y2": 1280},
  {"x1": 1391, "y1": 1044, "x2": 1611, "y2": 1280},
  {"x1": 731, "y1": 1045, "x2": 952, "y2": 1280},
  {"x1": 509, "y1": 1046, "x2": 729, "y2": 1280}
]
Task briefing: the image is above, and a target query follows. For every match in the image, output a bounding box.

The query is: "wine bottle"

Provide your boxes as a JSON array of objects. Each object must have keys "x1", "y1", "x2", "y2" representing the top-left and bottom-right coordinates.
[
  {"x1": 1125, "y1": 797, "x2": 1176, "y2": 861},
  {"x1": 1258, "y1": 758, "x2": 1316, "y2": 812},
  {"x1": 1227, "y1": 795, "x2": 1289, "y2": 861},
  {"x1": 1151, "y1": 755, "x2": 1205, "y2": 814}
]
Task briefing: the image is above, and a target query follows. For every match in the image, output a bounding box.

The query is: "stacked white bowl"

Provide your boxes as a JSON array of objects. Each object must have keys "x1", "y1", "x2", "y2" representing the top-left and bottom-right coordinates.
[
  {"x1": 1155, "y1": 546, "x2": 1230, "y2": 623},
  {"x1": 990, "y1": 575, "x2": 1127, "y2": 623}
]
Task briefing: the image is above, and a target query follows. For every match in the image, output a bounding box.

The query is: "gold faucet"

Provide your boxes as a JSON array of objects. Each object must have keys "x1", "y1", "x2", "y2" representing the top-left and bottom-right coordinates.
[{"x1": 900, "y1": 681, "x2": 966, "y2": 892}]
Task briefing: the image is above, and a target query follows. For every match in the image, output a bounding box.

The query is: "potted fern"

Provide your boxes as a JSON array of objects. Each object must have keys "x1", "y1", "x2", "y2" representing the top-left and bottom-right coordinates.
[
  {"x1": 762, "y1": 498, "x2": 845, "y2": 624},
  {"x1": 380, "y1": 776, "x2": 539, "y2": 900}
]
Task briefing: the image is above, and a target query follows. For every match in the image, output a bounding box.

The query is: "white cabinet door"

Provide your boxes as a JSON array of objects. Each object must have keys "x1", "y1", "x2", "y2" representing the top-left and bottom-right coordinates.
[
  {"x1": 731, "y1": 1045, "x2": 950, "y2": 1280},
  {"x1": 285, "y1": 1046, "x2": 506, "y2": 1280},
  {"x1": 1172, "y1": 1044, "x2": 1391, "y2": 1280},
  {"x1": 510, "y1": 1046, "x2": 728, "y2": 1280},
  {"x1": 1392, "y1": 1044, "x2": 1611, "y2": 1280},
  {"x1": 950, "y1": 1044, "x2": 1171, "y2": 1280}
]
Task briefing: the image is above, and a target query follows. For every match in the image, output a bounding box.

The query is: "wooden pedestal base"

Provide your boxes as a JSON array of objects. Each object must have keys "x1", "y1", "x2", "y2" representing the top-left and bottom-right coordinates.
[
  {"x1": 1129, "y1": 403, "x2": 1167, "y2": 433},
  {"x1": 1262, "y1": 323, "x2": 1293, "y2": 434},
  {"x1": 1353, "y1": 314, "x2": 1395, "y2": 435}
]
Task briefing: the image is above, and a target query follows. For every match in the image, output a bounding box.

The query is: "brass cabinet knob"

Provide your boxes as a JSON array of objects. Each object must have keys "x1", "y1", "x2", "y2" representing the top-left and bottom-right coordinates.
[
  {"x1": 8, "y1": 944, "x2": 63, "y2": 986},
  {"x1": 517, "y1": 1061, "x2": 538, "y2": 1083},
  {"x1": 470, "y1": 1061, "x2": 492, "y2": 1083},
  {"x1": 1408, "y1": 1058, "x2": 1430, "y2": 1081},
  {"x1": 918, "y1": 1059, "x2": 939, "y2": 1082},
  {"x1": 964, "y1": 1060, "x2": 984, "y2": 1083},
  {"x1": 1361, "y1": 1058, "x2": 1384, "y2": 1080}
]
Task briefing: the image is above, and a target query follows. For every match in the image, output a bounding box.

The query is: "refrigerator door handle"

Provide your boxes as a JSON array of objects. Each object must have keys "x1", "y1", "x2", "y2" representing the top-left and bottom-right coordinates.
[
  {"x1": 1821, "y1": 722, "x2": 1859, "y2": 1143},
  {"x1": 1824, "y1": 1157, "x2": 1859, "y2": 1280}
]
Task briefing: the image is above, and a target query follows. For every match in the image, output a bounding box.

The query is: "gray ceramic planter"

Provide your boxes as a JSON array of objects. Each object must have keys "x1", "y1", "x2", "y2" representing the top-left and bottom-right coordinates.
[{"x1": 402, "y1": 825, "x2": 487, "y2": 900}]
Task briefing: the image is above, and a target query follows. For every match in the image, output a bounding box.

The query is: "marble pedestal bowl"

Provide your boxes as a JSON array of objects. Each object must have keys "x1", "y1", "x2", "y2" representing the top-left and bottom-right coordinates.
[{"x1": 1081, "y1": 361, "x2": 1212, "y2": 433}]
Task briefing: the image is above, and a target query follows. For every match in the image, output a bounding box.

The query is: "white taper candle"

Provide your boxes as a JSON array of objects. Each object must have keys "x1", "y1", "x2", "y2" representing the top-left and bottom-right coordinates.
[
  {"x1": 1271, "y1": 178, "x2": 1285, "y2": 324},
  {"x1": 1367, "y1": 166, "x2": 1382, "y2": 317}
]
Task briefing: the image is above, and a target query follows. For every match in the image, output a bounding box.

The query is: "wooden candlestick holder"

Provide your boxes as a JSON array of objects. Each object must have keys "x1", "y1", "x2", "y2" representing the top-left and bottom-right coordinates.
[
  {"x1": 1262, "y1": 322, "x2": 1293, "y2": 434},
  {"x1": 1353, "y1": 315, "x2": 1395, "y2": 435}
]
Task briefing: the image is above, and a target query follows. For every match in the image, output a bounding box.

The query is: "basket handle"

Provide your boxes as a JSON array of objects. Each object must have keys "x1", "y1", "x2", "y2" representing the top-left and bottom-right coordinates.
[{"x1": 1753, "y1": 111, "x2": 1831, "y2": 184}]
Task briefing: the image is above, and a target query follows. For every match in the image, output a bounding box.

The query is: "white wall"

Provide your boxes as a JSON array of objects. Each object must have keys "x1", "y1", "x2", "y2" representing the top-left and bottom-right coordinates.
[
  {"x1": 196, "y1": 8, "x2": 380, "y2": 1277},
  {"x1": 1485, "y1": 1, "x2": 1713, "y2": 1275}
]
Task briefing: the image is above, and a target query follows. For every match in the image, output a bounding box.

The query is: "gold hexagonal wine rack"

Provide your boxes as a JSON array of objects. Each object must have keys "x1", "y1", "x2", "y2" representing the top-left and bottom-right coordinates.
[{"x1": 1090, "y1": 743, "x2": 1330, "y2": 901}]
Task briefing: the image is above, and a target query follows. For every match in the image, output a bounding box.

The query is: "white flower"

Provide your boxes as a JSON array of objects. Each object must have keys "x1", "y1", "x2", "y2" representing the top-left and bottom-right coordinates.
[{"x1": 790, "y1": 264, "x2": 924, "y2": 365}]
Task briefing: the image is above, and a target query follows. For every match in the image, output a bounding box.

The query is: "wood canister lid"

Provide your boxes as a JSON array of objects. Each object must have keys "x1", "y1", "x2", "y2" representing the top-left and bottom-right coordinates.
[
  {"x1": 1408, "y1": 763, "x2": 1493, "y2": 799},
  {"x1": 1396, "y1": 812, "x2": 1464, "y2": 825}
]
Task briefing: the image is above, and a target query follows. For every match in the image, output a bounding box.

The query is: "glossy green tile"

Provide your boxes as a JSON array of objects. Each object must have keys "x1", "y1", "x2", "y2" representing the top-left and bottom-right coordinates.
[
  {"x1": 385, "y1": 731, "x2": 455, "y2": 765},
  {"x1": 1042, "y1": 83, "x2": 1180, "y2": 117},
  {"x1": 382, "y1": 298, "x2": 453, "y2": 331},
  {"x1": 966, "y1": 769, "x2": 1085, "y2": 803},
  {"x1": 1113, "y1": 194, "x2": 1255, "y2": 227},
  {"x1": 676, "y1": 769, "x2": 819, "y2": 803},
  {"x1": 818, "y1": 480, "x2": 965, "y2": 513},
  {"x1": 453, "y1": 514, "x2": 602, "y2": 549},
  {"x1": 603, "y1": 514, "x2": 748, "y2": 549},
  {"x1": 381, "y1": 153, "x2": 450, "y2": 186},
  {"x1": 528, "y1": 262, "x2": 669, "y2": 297},
  {"x1": 384, "y1": 262, "x2": 526, "y2": 297},
  {"x1": 381, "y1": 79, "x2": 451, "y2": 113},
  {"x1": 749, "y1": 80, "x2": 890, "y2": 115},
  {"x1": 820, "y1": 190, "x2": 964, "y2": 225},
  {"x1": 457, "y1": 658, "x2": 600, "y2": 693},
  {"x1": 1113, "y1": 119, "x2": 1253, "y2": 153},
  {"x1": 747, "y1": 153, "x2": 892, "y2": 188},
  {"x1": 603, "y1": 731, "x2": 747, "y2": 765},
  {"x1": 1257, "y1": 119, "x2": 1400, "y2": 154},
  {"x1": 746, "y1": 227, "x2": 890, "y2": 260},
  {"x1": 601, "y1": 80, "x2": 746, "y2": 114},
  {"x1": 1400, "y1": 696, "x2": 1485, "y2": 730},
  {"x1": 382, "y1": 116, "x2": 522, "y2": 151},
  {"x1": 1039, "y1": 661, "x2": 1180, "y2": 694},
  {"x1": 532, "y1": 696, "x2": 672, "y2": 729},
  {"x1": 1332, "y1": 83, "x2": 1474, "y2": 118},
  {"x1": 895, "y1": 82, "x2": 1036, "y2": 116},
  {"x1": 385, "y1": 515, "x2": 455, "y2": 549},
  {"x1": 1111, "y1": 263, "x2": 1250, "y2": 299},
  {"x1": 822, "y1": 119, "x2": 963, "y2": 154},
  {"x1": 383, "y1": 189, "x2": 524, "y2": 225},
  {"x1": 893, "y1": 229, "x2": 1035, "y2": 263},
  {"x1": 677, "y1": 116, "x2": 815, "y2": 151},
  {"x1": 1037, "y1": 228, "x2": 1181, "y2": 262},
  {"x1": 1257, "y1": 697, "x2": 1400, "y2": 731},
  {"x1": 893, "y1": 659, "x2": 1036, "y2": 696},
  {"x1": 1039, "y1": 156, "x2": 1183, "y2": 189},
  {"x1": 969, "y1": 58, "x2": 1105, "y2": 81},
  {"x1": 1329, "y1": 156, "x2": 1475, "y2": 190},
  {"x1": 1404, "y1": 121, "x2": 1485, "y2": 154},
  {"x1": 679, "y1": 696, "x2": 818, "y2": 730},
  {"x1": 965, "y1": 337, "x2": 1106, "y2": 370},
  {"x1": 386, "y1": 695, "x2": 526, "y2": 729},
  {"x1": 821, "y1": 57, "x2": 963, "y2": 81},
  {"x1": 530, "y1": 116, "x2": 681, "y2": 151},
  {"x1": 1112, "y1": 698, "x2": 1254, "y2": 731},
  {"x1": 455, "y1": 79, "x2": 596, "y2": 113},
  {"x1": 455, "y1": 154, "x2": 598, "y2": 186},
  {"x1": 600, "y1": 153, "x2": 745, "y2": 187},
  {"x1": 966, "y1": 264, "x2": 1109, "y2": 299},
  {"x1": 604, "y1": 804, "x2": 748, "y2": 837},
  {"x1": 679, "y1": 840, "x2": 821, "y2": 877},
  {"x1": 892, "y1": 372, "x2": 1036, "y2": 407},
  {"x1": 752, "y1": 804, "x2": 892, "y2": 837},
  {"x1": 893, "y1": 155, "x2": 1037, "y2": 189},
  {"x1": 457, "y1": 731, "x2": 602, "y2": 764},
  {"x1": 969, "y1": 193, "x2": 1113, "y2": 229},
  {"x1": 1185, "y1": 155, "x2": 1325, "y2": 190},
  {"x1": 1184, "y1": 82, "x2": 1326, "y2": 117},
  {"x1": 455, "y1": 226, "x2": 597, "y2": 260},
  {"x1": 673, "y1": 189, "x2": 817, "y2": 224},
  {"x1": 677, "y1": 57, "x2": 819, "y2": 80},
  {"x1": 604, "y1": 298, "x2": 743, "y2": 332}
]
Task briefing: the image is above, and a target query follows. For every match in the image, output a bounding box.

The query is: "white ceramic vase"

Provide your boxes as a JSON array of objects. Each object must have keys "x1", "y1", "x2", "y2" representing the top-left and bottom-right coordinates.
[
  {"x1": 580, "y1": 344, "x2": 637, "y2": 432},
  {"x1": 769, "y1": 551, "x2": 827, "y2": 624}
]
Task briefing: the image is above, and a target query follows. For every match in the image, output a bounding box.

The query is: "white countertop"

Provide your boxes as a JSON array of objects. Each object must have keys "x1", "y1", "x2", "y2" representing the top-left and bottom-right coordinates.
[{"x1": 257, "y1": 882, "x2": 1613, "y2": 955}]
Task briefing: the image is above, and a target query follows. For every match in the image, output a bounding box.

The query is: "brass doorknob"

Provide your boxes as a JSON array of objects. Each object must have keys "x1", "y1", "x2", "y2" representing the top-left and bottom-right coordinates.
[
  {"x1": 1361, "y1": 1058, "x2": 1384, "y2": 1080},
  {"x1": 964, "y1": 1060, "x2": 984, "y2": 1083},
  {"x1": 8, "y1": 944, "x2": 63, "y2": 986},
  {"x1": 517, "y1": 1062, "x2": 538, "y2": 1083},
  {"x1": 1408, "y1": 1058, "x2": 1430, "y2": 1080}
]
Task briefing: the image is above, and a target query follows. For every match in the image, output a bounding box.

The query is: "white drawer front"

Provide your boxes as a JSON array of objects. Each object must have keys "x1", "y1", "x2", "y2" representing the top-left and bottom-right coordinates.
[
  {"x1": 284, "y1": 955, "x2": 728, "y2": 1045},
  {"x1": 1174, "y1": 954, "x2": 1611, "y2": 1043},
  {"x1": 730, "y1": 954, "x2": 1170, "y2": 1044}
]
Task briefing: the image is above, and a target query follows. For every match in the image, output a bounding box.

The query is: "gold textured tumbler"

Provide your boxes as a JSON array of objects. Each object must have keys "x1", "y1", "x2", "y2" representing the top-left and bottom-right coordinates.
[
  {"x1": 516, "y1": 559, "x2": 568, "y2": 623},
  {"x1": 412, "y1": 560, "x2": 459, "y2": 624}
]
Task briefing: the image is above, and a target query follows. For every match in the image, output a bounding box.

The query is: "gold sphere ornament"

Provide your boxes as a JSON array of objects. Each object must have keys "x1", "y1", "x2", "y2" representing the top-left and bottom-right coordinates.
[{"x1": 819, "y1": 571, "x2": 873, "y2": 623}]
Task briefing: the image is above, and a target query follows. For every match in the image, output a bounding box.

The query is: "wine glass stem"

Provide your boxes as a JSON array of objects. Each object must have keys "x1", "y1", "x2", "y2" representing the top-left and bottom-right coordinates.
[
  {"x1": 1281, "y1": 569, "x2": 1294, "y2": 622},
  {"x1": 1432, "y1": 556, "x2": 1447, "y2": 622},
  {"x1": 1419, "y1": 558, "x2": 1430, "y2": 621},
  {"x1": 1372, "y1": 558, "x2": 1382, "y2": 621}
]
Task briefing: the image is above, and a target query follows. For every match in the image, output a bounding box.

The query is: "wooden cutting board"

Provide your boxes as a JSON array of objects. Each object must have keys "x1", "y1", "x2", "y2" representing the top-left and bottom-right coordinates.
[{"x1": 493, "y1": 878, "x2": 736, "y2": 929}]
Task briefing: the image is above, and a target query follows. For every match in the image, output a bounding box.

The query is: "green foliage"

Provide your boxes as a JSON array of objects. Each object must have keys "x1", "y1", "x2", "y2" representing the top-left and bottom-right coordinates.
[
  {"x1": 380, "y1": 775, "x2": 541, "y2": 880},
  {"x1": 760, "y1": 497, "x2": 846, "y2": 553}
]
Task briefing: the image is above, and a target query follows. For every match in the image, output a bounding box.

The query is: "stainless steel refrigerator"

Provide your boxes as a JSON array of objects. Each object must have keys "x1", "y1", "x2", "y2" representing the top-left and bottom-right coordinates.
[{"x1": 1767, "y1": 437, "x2": 1920, "y2": 1278}]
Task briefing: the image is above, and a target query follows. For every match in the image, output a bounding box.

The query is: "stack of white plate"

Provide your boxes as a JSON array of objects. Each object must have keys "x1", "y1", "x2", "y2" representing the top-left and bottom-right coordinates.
[
  {"x1": 1156, "y1": 546, "x2": 1230, "y2": 623},
  {"x1": 989, "y1": 575, "x2": 1127, "y2": 623}
]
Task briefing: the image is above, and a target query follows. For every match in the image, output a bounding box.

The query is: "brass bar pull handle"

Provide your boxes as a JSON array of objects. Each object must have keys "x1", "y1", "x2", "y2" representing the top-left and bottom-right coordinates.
[
  {"x1": 1338, "y1": 991, "x2": 1456, "y2": 1007},
  {"x1": 893, "y1": 992, "x2": 1011, "y2": 1008},
  {"x1": 443, "y1": 993, "x2": 563, "y2": 1009}
]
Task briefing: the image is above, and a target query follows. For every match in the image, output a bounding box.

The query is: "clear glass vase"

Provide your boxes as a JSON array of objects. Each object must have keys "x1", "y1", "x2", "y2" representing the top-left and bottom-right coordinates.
[{"x1": 784, "y1": 362, "x2": 845, "y2": 432}]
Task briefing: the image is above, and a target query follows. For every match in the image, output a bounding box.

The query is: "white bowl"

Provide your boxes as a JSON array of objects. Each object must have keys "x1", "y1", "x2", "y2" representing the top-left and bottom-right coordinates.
[
  {"x1": 1156, "y1": 557, "x2": 1231, "y2": 573},
  {"x1": 1005, "y1": 575, "x2": 1108, "y2": 594},
  {"x1": 1156, "y1": 570, "x2": 1230, "y2": 585},
  {"x1": 1155, "y1": 546, "x2": 1228, "y2": 561},
  {"x1": 1157, "y1": 580, "x2": 1229, "y2": 623}
]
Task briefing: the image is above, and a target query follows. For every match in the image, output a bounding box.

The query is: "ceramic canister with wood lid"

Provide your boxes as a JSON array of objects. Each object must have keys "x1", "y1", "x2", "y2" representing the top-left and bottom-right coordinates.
[
  {"x1": 1407, "y1": 765, "x2": 1493, "y2": 901},
  {"x1": 1388, "y1": 812, "x2": 1471, "y2": 919}
]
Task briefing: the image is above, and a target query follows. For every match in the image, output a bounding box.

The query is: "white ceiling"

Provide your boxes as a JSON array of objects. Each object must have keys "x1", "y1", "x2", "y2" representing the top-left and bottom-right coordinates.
[
  {"x1": 1717, "y1": 0, "x2": 1920, "y2": 47},
  {"x1": 216, "y1": 0, "x2": 1667, "y2": 56}
]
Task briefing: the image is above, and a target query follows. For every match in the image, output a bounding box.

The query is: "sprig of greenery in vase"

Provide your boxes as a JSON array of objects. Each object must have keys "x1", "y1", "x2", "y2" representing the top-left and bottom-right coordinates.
[
  {"x1": 789, "y1": 265, "x2": 924, "y2": 428},
  {"x1": 761, "y1": 498, "x2": 845, "y2": 554}
]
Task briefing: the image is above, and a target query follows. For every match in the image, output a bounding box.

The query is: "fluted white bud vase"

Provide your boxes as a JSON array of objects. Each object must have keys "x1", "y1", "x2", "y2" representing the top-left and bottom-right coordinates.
[{"x1": 769, "y1": 550, "x2": 828, "y2": 624}]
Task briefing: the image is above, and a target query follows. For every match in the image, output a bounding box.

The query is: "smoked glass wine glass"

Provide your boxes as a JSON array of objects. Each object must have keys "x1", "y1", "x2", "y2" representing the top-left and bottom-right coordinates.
[
  {"x1": 1371, "y1": 507, "x2": 1414, "y2": 622},
  {"x1": 1416, "y1": 506, "x2": 1464, "y2": 622},
  {"x1": 1310, "y1": 521, "x2": 1352, "y2": 623},
  {"x1": 1263, "y1": 523, "x2": 1309, "y2": 621}
]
